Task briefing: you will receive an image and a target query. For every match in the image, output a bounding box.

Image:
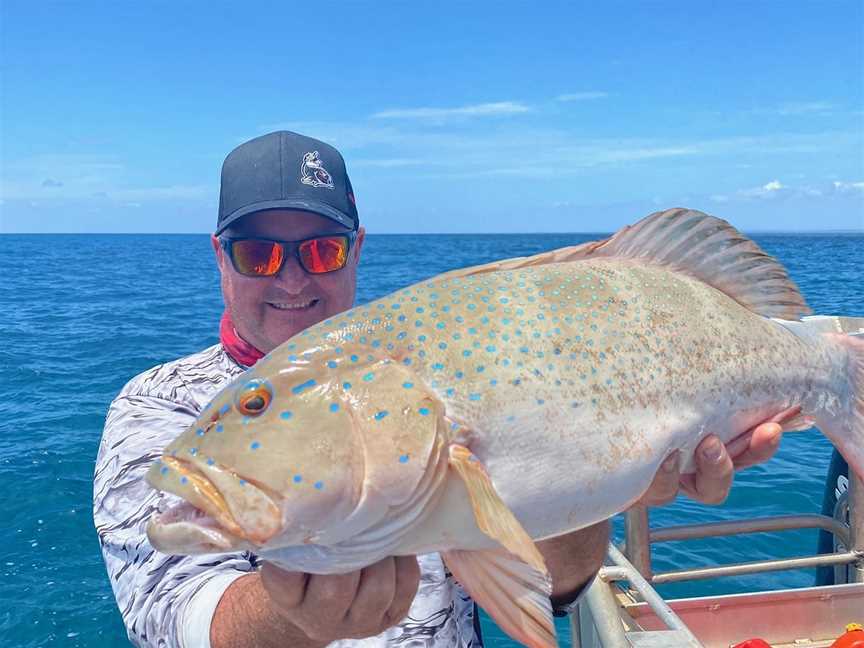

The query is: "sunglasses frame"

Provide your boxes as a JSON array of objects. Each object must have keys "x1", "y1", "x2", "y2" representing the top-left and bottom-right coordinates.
[{"x1": 219, "y1": 231, "x2": 357, "y2": 276}]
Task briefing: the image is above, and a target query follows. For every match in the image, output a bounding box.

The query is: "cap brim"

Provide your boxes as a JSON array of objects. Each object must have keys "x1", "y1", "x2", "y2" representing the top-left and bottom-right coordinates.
[{"x1": 215, "y1": 199, "x2": 356, "y2": 234}]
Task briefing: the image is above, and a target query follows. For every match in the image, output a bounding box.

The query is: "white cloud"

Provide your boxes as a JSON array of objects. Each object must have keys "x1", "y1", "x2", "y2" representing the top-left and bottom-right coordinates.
[
  {"x1": 350, "y1": 158, "x2": 428, "y2": 169},
  {"x1": 746, "y1": 101, "x2": 836, "y2": 117},
  {"x1": 370, "y1": 101, "x2": 530, "y2": 120},
  {"x1": 833, "y1": 180, "x2": 864, "y2": 193},
  {"x1": 737, "y1": 179, "x2": 786, "y2": 199},
  {"x1": 777, "y1": 101, "x2": 834, "y2": 116},
  {"x1": 556, "y1": 92, "x2": 609, "y2": 102}
]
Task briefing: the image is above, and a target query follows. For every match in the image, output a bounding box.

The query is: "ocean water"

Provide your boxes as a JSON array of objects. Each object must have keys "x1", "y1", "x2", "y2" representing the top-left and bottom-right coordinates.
[{"x1": 1, "y1": 232, "x2": 862, "y2": 647}]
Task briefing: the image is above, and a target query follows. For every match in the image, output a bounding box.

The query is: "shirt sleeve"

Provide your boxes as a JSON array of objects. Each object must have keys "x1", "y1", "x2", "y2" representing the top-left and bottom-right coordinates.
[{"x1": 93, "y1": 390, "x2": 256, "y2": 648}]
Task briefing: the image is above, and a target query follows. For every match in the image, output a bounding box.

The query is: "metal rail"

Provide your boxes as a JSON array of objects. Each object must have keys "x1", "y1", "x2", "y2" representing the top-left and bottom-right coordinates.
[
  {"x1": 850, "y1": 472, "x2": 864, "y2": 583},
  {"x1": 648, "y1": 513, "x2": 851, "y2": 547},
  {"x1": 652, "y1": 550, "x2": 863, "y2": 584}
]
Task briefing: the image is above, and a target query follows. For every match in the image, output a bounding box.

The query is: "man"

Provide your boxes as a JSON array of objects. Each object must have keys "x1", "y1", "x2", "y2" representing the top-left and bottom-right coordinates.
[{"x1": 94, "y1": 130, "x2": 784, "y2": 648}]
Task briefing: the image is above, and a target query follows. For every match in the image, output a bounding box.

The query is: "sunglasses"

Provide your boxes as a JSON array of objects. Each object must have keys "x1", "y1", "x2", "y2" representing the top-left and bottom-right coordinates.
[{"x1": 220, "y1": 232, "x2": 356, "y2": 276}]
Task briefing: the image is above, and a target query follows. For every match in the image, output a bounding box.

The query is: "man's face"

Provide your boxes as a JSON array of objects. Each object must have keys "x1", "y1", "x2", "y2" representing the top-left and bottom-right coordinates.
[{"x1": 211, "y1": 209, "x2": 365, "y2": 354}]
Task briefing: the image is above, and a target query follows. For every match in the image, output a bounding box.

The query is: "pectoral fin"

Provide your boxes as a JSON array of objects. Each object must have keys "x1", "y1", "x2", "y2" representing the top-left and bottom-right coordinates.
[
  {"x1": 446, "y1": 444, "x2": 555, "y2": 648},
  {"x1": 443, "y1": 547, "x2": 556, "y2": 648}
]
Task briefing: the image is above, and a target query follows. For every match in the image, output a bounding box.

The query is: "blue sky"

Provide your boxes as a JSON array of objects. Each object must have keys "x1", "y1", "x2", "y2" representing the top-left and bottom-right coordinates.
[{"x1": 1, "y1": 2, "x2": 862, "y2": 233}]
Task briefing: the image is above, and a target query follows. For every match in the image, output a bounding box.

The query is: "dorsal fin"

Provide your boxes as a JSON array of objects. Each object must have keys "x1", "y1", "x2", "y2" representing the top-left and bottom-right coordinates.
[
  {"x1": 592, "y1": 208, "x2": 811, "y2": 319},
  {"x1": 440, "y1": 208, "x2": 811, "y2": 320}
]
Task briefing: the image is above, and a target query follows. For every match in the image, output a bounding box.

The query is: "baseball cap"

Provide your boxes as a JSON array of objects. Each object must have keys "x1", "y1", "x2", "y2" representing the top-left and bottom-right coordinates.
[{"x1": 216, "y1": 130, "x2": 358, "y2": 234}]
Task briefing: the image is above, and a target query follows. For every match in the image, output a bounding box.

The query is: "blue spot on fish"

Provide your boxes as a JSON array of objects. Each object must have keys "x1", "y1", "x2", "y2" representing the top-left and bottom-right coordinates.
[
  {"x1": 403, "y1": 382, "x2": 414, "y2": 389},
  {"x1": 251, "y1": 441, "x2": 261, "y2": 450},
  {"x1": 189, "y1": 448, "x2": 198, "y2": 456},
  {"x1": 293, "y1": 475, "x2": 302, "y2": 483},
  {"x1": 207, "y1": 458, "x2": 215, "y2": 466},
  {"x1": 363, "y1": 372, "x2": 374, "y2": 382},
  {"x1": 160, "y1": 466, "x2": 169, "y2": 475},
  {"x1": 374, "y1": 410, "x2": 389, "y2": 420},
  {"x1": 469, "y1": 393, "x2": 481, "y2": 401},
  {"x1": 343, "y1": 382, "x2": 352, "y2": 390},
  {"x1": 280, "y1": 411, "x2": 293, "y2": 420},
  {"x1": 314, "y1": 481, "x2": 324, "y2": 490},
  {"x1": 196, "y1": 428, "x2": 205, "y2": 437},
  {"x1": 329, "y1": 403, "x2": 340, "y2": 412},
  {"x1": 350, "y1": 354, "x2": 359, "y2": 362},
  {"x1": 292, "y1": 379, "x2": 316, "y2": 395},
  {"x1": 219, "y1": 404, "x2": 230, "y2": 415},
  {"x1": 327, "y1": 360, "x2": 338, "y2": 368},
  {"x1": 180, "y1": 477, "x2": 188, "y2": 485},
  {"x1": 418, "y1": 407, "x2": 430, "y2": 416},
  {"x1": 216, "y1": 424, "x2": 224, "y2": 433},
  {"x1": 399, "y1": 454, "x2": 409, "y2": 463}
]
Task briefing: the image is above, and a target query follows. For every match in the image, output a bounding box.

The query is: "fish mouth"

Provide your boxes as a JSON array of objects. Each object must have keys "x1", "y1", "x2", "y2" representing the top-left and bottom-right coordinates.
[
  {"x1": 146, "y1": 455, "x2": 282, "y2": 551},
  {"x1": 147, "y1": 501, "x2": 244, "y2": 554}
]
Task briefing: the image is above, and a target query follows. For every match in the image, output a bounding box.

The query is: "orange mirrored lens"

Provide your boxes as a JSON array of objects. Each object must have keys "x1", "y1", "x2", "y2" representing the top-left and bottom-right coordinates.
[
  {"x1": 232, "y1": 240, "x2": 284, "y2": 275},
  {"x1": 298, "y1": 237, "x2": 349, "y2": 274}
]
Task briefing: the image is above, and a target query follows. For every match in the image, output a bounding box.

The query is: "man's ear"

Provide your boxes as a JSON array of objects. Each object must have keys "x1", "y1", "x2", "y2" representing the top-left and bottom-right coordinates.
[{"x1": 211, "y1": 234, "x2": 224, "y2": 261}]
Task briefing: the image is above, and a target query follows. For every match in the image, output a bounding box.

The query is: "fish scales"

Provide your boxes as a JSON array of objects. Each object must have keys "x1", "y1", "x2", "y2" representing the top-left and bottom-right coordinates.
[
  {"x1": 146, "y1": 209, "x2": 864, "y2": 648},
  {"x1": 287, "y1": 260, "x2": 838, "y2": 540}
]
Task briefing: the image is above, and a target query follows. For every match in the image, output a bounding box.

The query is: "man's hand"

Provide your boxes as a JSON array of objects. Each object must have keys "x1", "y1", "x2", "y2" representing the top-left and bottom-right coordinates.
[
  {"x1": 640, "y1": 422, "x2": 783, "y2": 506},
  {"x1": 259, "y1": 556, "x2": 420, "y2": 644}
]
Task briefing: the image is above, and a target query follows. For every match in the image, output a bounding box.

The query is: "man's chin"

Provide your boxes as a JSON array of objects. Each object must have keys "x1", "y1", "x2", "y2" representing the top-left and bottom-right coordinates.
[{"x1": 261, "y1": 299, "x2": 324, "y2": 345}]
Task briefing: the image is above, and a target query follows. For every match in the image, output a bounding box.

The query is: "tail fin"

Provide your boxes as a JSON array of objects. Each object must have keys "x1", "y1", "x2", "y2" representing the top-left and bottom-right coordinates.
[{"x1": 819, "y1": 332, "x2": 864, "y2": 480}]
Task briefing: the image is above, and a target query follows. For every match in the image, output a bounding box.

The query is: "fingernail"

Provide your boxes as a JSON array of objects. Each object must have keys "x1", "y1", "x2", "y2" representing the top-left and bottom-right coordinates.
[
  {"x1": 662, "y1": 451, "x2": 679, "y2": 473},
  {"x1": 701, "y1": 438, "x2": 724, "y2": 463}
]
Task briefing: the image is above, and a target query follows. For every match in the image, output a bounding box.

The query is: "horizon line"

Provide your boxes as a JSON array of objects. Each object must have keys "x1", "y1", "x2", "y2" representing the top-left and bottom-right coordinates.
[{"x1": 2, "y1": 229, "x2": 863, "y2": 236}]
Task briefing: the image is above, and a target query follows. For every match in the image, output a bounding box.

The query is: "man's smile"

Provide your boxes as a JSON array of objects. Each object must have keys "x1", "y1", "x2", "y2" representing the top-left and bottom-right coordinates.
[{"x1": 267, "y1": 297, "x2": 320, "y2": 311}]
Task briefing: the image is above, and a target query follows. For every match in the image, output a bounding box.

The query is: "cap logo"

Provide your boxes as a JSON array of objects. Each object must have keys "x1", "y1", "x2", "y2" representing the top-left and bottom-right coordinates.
[{"x1": 300, "y1": 151, "x2": 335, "y2": 190}]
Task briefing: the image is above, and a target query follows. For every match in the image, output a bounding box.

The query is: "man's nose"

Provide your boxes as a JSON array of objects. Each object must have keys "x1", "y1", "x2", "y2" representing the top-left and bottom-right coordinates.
[{"x1": 273, "y1": 254, "x2": 311, "y2": 291}]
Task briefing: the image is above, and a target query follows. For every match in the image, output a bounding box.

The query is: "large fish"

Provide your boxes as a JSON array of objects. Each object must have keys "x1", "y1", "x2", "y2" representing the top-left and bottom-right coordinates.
[{"x1": 146, "y1": 209, "x2": 864, "y2": 648}]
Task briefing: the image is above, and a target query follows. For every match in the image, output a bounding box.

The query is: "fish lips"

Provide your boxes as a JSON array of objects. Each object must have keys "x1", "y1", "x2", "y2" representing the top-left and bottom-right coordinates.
[
  {"x1": 145, "y1": 455, "x2": 283, "y2": 551},
  {"x1": 146, "y1": 501, "x2": 244, "y2": 554}
]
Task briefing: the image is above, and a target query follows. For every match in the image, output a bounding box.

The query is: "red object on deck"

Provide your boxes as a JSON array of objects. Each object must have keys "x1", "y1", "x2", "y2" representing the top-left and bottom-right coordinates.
[
  {"x1": 831, "y1": 624, "x2": 864, "y2": 648},
  {"x1": 732, "y1": 641, "x2": 772, "y2": 648}
]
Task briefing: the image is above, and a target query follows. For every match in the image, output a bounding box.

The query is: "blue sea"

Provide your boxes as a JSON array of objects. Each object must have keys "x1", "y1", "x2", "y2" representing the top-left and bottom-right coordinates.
[{"x1": 1, "y1": 232, "x2": 862, "y2": 647}]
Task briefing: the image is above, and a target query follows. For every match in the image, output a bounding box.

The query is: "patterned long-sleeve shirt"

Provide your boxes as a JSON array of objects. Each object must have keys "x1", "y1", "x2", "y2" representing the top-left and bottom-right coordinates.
[{"x1": 94, "y1": 343, "x2": 480, "y2": 648}]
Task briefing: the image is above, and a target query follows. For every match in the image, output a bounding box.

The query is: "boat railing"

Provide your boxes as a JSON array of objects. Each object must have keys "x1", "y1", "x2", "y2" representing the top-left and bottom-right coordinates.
[{"x1": 571, "y1": 469, "x2": 864, "y2": 647}]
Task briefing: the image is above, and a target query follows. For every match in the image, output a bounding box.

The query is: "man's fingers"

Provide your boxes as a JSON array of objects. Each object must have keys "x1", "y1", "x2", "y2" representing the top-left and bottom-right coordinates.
[
  {"x1": 639, "y1": 451, "x2": 680, "y2": 506},
  {"x1": 304, "y1": 570, "x2": 362, "y2": 621},
  {"x1": 347, "y1": 558, "x2": 397, "y2": 627},
  {"x1": 732, "y1": 422, "x2": 782, "y2": 470},
  {"x1": 259, "y1": 562, "x2": 309, "y2": 610},
  {"x1": 386, "y1": 556, "x2": 420, "y2": 624},
  {"x1": 682, "y1": 435, "x2": 734, "y2": 505}
]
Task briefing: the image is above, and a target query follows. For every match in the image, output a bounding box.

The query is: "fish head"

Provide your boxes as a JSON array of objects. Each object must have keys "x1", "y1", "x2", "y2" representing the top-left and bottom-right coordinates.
[{"x1": 146, "y1": 342, "x2": 448, "y2": 556}]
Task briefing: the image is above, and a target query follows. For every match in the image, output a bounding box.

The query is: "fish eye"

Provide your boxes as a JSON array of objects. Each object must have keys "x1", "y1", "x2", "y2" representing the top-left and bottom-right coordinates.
[{"x1": 235, "y1": 379, "x2": 273, "y2": 416}]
